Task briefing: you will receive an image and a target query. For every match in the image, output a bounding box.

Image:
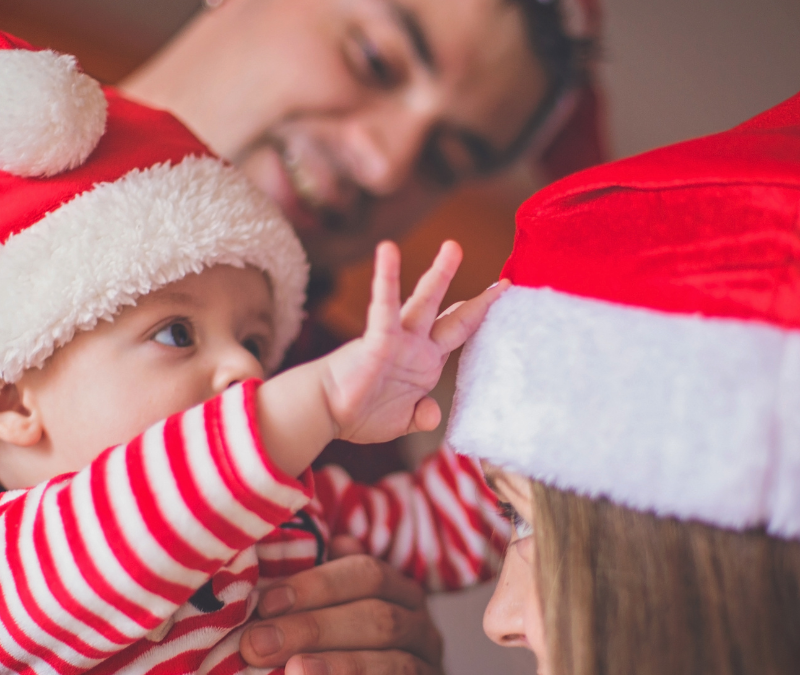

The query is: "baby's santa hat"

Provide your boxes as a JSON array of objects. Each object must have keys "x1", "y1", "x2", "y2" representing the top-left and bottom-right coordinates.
[
  {"x1": 0, "y1": 33, "x2": 308, "y2": 383},
  {"x1": 448, "y1": 91, "x2": 800, "y2": 539}
]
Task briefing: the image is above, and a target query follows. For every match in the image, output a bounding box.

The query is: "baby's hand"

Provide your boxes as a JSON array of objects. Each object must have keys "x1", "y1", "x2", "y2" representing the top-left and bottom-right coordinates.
[{"x1": 321, "y1": 240, "x2": 508, "y2": 444}]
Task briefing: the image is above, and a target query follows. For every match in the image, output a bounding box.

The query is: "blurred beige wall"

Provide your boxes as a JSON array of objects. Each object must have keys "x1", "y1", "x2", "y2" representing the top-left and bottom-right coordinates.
[{"x1": 603, "y1": 0, "x2": 800, "y2": 159}]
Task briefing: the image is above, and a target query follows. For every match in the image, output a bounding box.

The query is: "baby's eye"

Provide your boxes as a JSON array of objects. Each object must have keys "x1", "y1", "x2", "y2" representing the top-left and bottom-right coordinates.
[
  {"x1": 242, "y1": 337, "x2": 262, "y2": 361},
  {"x1": 498, "y1": 500, "x2": 533, "y2": 539},
  {"x1": 153, "y1": 321, "x2": 194, "y2": 348}
]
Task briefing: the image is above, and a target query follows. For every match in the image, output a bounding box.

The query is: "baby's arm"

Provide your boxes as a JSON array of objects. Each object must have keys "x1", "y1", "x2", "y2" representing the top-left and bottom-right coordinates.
[
  {"x1": 0, "y1": 382, "x2": 312, "y2": 673},
  {"x1": 314, "y1": 445, "x2": 511, "y2": 592},
  {"x1": 258, "y1": 240, "x2": 508, "y2": 477}
]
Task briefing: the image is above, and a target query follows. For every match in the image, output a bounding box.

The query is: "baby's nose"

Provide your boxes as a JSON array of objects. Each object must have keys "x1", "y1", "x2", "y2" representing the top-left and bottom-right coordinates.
[{"x1": 212, "y1": 346, "x2": 265, "y2": 392}]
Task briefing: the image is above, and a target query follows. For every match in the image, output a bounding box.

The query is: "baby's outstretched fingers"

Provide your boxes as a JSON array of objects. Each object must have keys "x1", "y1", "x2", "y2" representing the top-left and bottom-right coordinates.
[
  {"x1": 400, "y1": 241, "x2": 463, "y2": 333},
  {"x1": 366, "y1": 241, "x2": 402, "y2": 334},
  {"x1": 431, "y1": 279, "x2": 511, "y2": 352}
]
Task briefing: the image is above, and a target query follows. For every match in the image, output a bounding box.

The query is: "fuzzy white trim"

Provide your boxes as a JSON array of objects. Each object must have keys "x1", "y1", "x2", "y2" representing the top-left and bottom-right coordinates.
[
  {"x1": 447, "y1": 286, "x2": 800, "y2": 540},
  {"x1": 0, "y1": 49, "x2": 107, "y2": 177},
  {"x1": 0, "y1": 155, "x2": 307, "y2": 381}
]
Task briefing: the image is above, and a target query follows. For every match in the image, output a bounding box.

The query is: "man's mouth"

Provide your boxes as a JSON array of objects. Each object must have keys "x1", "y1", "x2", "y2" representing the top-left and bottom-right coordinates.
[
  {"x1": 236, "y1": 135, "x2": 371, "y2": 238},
  {"x1": 279, "y1": 141, "x2": 370, "y2": 236}
]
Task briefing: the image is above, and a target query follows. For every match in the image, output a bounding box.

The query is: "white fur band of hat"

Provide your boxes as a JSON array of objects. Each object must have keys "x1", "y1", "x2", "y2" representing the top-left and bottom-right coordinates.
[
  {"x1": 447, "y1": 93, "x2": 800, "y2": 539},
  {"x1": 0, "y1": 32, "x2": 307, "y2": 382}
]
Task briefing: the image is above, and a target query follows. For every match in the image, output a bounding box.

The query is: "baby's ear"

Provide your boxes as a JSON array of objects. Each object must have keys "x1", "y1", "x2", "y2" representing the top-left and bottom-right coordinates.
[{"x1": 0, "y1": 383, "x2": 43, "y2": 447}]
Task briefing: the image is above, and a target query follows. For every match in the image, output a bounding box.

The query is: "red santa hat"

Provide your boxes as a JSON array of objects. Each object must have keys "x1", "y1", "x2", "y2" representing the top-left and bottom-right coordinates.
[
  {"x1": 0, "y1": 33, "x2": 308, "y2": 383},
  {"x1": 448, "y1": 91, "x2": 800, "y2": 539}
]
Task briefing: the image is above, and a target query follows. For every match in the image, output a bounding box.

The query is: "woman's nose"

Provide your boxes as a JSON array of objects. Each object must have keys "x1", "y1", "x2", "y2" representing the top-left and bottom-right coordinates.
[
  {"x1": 211, "y1": 344, "x2": 266, "y2": 393},
  {"x1": 483, "y1": 547, "x2": 531, "y2": 649}
]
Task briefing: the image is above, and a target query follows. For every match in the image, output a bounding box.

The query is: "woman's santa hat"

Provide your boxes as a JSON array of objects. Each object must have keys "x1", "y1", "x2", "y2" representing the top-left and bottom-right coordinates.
[
  {"x1": 448, "y1": 92, "x2": 800, "y2": 539},
  {"x1": 0, "y1": 33, "x2": 308, "y2": 383}
]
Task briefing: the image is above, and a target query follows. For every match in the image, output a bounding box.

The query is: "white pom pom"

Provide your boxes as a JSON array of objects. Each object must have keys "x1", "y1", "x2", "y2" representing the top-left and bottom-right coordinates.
[{"x1": 0, "y1": 49, "x2": 107, "y2": 177}]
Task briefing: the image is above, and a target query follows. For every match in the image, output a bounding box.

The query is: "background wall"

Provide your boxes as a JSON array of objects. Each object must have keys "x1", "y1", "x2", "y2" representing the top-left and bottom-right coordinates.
[{"x1": 2, "y1": 1, "x2": 798, "y2": 673}]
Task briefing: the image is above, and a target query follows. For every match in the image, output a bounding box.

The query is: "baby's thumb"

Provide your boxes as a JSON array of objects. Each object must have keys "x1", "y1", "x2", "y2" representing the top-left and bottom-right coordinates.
[{"x1": 409, "y1": 396, "x2": 442, "y2": 433}]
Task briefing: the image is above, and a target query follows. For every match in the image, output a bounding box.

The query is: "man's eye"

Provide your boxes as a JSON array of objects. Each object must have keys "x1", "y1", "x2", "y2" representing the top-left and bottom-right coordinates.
[
  {"x1": 419, "y1": 130, "x2": 497, "y2": 188},
  {"x1": 153, "y1": 321, "x2": 194, "y2": 348},
  {"x1": 345, "y1": 28, "x2": 398, "y2": 88},
  {"x1": 498, "y1": 500, "x2": 534, "y2": 539}
]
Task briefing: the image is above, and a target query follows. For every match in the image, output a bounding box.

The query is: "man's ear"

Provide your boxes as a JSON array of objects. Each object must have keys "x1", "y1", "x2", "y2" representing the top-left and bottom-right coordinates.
[{"x1": 0, "y1": 382, "x2": 43, "y2": 447}]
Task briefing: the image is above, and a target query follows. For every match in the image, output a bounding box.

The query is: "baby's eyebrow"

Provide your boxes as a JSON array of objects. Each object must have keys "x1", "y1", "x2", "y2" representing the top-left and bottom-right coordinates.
[{"x1": 148, "y1": 290, "x2": 206, "y2": 310}]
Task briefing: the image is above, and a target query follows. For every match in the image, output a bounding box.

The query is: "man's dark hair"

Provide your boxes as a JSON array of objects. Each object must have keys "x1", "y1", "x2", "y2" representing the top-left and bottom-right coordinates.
[{"x1": 496, "y1": 0, "x2": 595, "y2": 166}]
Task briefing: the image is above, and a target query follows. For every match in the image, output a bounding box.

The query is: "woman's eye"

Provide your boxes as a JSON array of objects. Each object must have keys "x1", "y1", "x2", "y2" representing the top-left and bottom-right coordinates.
[
  {"x1": 153, "y1": 321, "x2": 194, "y2": 348},
  {"x1": 498, "y1": 500, "x2": 533, "y2": 539}
]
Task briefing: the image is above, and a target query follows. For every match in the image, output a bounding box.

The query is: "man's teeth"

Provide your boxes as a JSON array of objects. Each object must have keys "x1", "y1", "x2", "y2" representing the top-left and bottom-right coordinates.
[{"x1": 285, "y1": 153, "x2": 325, "y2": 209}]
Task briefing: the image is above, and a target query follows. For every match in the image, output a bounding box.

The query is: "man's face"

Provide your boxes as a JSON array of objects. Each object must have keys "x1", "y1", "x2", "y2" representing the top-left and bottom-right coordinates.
[
  {"x1": 0, "y1": 266, "x2": 272, "y2": 489},
  {"x1": 199, "y1": 0, "x2": 546, "y2": 270}
]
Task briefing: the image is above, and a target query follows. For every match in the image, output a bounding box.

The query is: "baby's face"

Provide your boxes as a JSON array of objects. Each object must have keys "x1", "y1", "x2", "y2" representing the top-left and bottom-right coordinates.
[{"x1": 3, "y1": 265, "x2": 273, "y2": 489}]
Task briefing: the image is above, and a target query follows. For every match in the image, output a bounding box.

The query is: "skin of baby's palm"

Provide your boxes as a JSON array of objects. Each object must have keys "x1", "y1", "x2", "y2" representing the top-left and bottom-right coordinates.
[{"x1": 322, "y1": 240, "x2": 508, "y2": 445}]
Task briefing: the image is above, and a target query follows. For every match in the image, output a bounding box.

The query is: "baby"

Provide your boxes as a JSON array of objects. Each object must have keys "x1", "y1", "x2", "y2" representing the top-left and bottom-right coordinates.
[{"x1": 0, "y1": 35, "x2": 507, "y2": 674}]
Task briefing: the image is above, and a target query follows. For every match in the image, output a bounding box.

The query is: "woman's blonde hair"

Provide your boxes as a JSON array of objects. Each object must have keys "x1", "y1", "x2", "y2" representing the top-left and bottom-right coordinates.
[{"x1": 530, "y1": 480, "x2": 800, "y2": 675}]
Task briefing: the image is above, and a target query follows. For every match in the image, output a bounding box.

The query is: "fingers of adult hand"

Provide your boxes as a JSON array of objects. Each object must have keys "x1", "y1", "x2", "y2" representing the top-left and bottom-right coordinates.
[
  {"x1": 367, "y1": 241, "x2": 402, "y2": 334},
  {"x1": 328, "y1": 534, "x2": 366, "y2": 559},
  {"x1": 400, "y1": 241, "x2": 463, "y2": 333},
  {"x1": 257, "y1": 554, "x2": 425, "y2": 618},
  {"x1": 408, "y1": 396, "x2": 441, "y2": 433},
  {"x1": 431, "y1": 278, "x2": 510, "y2": 352},
  {"x1": 285, "y1": 650, "x2": 444, "y2": 675},
  {"x1": 241, "y1": 600, "x2": 442, "y2": 668}
]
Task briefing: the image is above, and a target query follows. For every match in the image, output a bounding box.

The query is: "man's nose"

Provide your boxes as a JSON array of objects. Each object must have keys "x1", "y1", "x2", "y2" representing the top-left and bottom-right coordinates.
[
  {"x1": 343, "y1": 103, "x2": 435, "y2": 196},
  {"x1": 211, "y1": 344, "x2": 265, "y2": 393}
]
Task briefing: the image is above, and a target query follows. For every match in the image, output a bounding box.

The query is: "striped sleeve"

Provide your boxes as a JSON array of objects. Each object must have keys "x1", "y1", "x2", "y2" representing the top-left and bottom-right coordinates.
[
  {"x1": 314, "y1": 444, "x2": 510, "y2": 592},
  {"x1": 0, "y1": 380, "x2": 312, "y2": 675}
]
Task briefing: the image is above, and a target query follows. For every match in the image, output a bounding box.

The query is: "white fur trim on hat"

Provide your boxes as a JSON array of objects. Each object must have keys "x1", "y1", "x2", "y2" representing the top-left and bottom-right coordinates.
[
  {"x1": 447, "y1": 286, "x2": 800, "y2": 539},
  {"x1": 0, "y1": 155, "x2": 308, "y2": 381},
  {"x1": 0, "y1": 49, "x2": 107, "y2": 177}
]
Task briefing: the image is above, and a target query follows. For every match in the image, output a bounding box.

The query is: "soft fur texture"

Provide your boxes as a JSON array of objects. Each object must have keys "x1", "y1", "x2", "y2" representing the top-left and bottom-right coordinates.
[
  {"x1": 447, "y1": 286, "x2": 800, "y2": 539},
  {"x1": 0, "y1": 155, "x2": 308, "y2": 382},
  {"x1": 0, "y1": 49, "x2": 107, "y2": 177}
]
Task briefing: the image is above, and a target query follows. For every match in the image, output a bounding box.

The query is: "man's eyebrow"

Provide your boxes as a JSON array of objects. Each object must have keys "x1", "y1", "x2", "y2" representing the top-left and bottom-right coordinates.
[{"x1": 390, "y1": 3, "x2": 435, "y2": 72}]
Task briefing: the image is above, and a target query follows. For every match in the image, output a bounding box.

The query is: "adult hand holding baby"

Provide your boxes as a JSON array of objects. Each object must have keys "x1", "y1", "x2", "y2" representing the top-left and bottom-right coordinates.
[{"x1": 240, "y1": 536, "x2": 444, "y2": 675}]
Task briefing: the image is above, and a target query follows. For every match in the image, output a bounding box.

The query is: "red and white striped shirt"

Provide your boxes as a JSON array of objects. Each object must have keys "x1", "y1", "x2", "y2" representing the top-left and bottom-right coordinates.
[{"x1": 0, "y1": 381, "x2": 508, "y2": 675}]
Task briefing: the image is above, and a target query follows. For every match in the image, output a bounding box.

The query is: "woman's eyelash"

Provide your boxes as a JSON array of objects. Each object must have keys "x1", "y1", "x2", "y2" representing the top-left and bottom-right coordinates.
[
  {"x1": 497, "y1": 500, "x2": 516, "y2": 521},
  {"x1": 497, "y1": 500, "x2": 533, "y2": 538}
]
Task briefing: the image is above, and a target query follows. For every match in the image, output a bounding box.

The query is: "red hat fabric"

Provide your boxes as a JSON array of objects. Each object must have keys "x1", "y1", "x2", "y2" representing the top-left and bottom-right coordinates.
[
  {"x1": 0, "y1": 34, "x2": 308, "y2": 382},
  {"x1": 448, "y1": 91, "x2": 800, "y2": 539}
]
